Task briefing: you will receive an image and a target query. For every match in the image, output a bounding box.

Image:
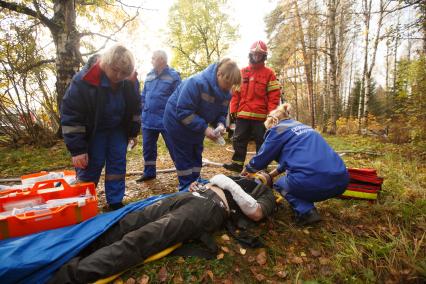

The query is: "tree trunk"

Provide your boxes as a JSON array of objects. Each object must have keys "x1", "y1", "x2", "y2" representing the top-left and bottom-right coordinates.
[
  {"x1": 294, "y1": 0, "x2": 315, "y2": 128},
  {"x1": 363, "y1": 0, "x2": 386, "y2": 129},
  {"x1": 422, "y1": 2, "x2": 426, "y2": 55},
  {"x1": 346, "y1": 40, "x2": 355, "y2": 118},
  {"x1": 52, "y1": 0, "x2": 81, "y2": 137},
  {"x1": 327, "y1": 0, "x2": 338, "y2": 134},
  {"x1": 294, "y1": 53, "x2": 300, "y2": 120},
  {"x1": 322, "y1": 36, "x2": 329, "y2": 132},
  {"x1": 358, "y1": 0, "x2": 371, "y2": 133}
]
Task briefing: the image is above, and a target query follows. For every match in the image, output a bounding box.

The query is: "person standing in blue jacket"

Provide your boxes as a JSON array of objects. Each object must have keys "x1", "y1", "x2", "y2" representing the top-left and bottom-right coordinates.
[
  {"x1": 163, "y1": 58, "x2": 241, "y2": 190},
  {"x1": 61, "y1": 44, "x2": 141, "y2": 210},
  {"x1": 242, "y1": 103, "x2": 349, "y2": 226},
  {"x1": 136, "y1": 50, "x2": 181, "y2": 183}
]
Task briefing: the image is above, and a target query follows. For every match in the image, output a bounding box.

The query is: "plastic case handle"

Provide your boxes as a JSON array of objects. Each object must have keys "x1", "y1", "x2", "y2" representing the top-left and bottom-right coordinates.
[{"x1": 31, "y1": 178, "x2": 71, "y2": 193}]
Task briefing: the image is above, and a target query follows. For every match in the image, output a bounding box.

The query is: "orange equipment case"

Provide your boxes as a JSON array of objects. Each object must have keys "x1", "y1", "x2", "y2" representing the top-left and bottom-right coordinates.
[{"x1": 0, "y1": 179, "x2": 98, "y2": 240}]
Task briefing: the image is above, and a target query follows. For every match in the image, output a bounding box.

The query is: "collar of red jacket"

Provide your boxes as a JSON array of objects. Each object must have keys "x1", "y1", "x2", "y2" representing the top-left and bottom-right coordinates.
[
  {"x1": 250, "y1": 62, "x2": 265, "y2": 70},
  {"x1": 82, "y1": 61, "x2": 103, "y2": 86},
  {"x1": 82, "y1": 61, "x2": 138, "y2": 86}
]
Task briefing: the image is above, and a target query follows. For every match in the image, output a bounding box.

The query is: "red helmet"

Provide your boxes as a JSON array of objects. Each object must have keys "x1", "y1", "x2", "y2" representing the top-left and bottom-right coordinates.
[{"x1": 250, "y1": 40, "x2": 268, "y2": 55}]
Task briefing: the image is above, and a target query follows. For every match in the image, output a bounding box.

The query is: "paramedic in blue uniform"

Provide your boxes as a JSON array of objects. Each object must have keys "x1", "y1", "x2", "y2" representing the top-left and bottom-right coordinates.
[
  {"x1": 163, "y1": 58, "x2": 241, "y2": 190},
  {"x1": 136, "y1": 50, "x2": 181, "y2": 183},
  {"x1": 61, "y1": 44, "x2": 141, "y2": 210},
  {"x1": 242, "y1": 103, "x2": 349, "y2": 226}
]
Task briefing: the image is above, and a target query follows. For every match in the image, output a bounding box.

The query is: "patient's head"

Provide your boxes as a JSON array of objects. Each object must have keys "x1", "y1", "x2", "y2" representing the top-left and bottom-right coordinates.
[{"x1": 265, "y1": 103, "x2": 292, "y2": 129}]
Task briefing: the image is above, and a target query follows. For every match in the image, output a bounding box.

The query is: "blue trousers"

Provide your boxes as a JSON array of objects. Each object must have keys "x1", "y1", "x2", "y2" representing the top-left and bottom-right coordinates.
[
  {"x1": 168, "y1": 138, "x2": 203, "y2": 191},
  {"x1": 274, "y1": 174, "x2": 348, "y2": 215},
  {"x1": 142, "y1": 128, "x2": 175, "y2": 177},
  {"x1": 76, "y1": 128, "x2": 127, "y2": 205}
]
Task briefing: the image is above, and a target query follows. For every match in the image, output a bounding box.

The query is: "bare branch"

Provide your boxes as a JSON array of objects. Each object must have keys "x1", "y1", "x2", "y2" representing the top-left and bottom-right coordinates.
[
  {"x1": 0, "y1": 0, "x2": 58, "y2": 32},
  {"x1": 22, "y1": 59, "x2": 55, "y2": 73}
]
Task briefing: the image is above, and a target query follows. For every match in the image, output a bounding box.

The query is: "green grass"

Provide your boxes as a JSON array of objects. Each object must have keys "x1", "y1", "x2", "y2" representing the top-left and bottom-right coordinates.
[{"x1": 0, "y1": 142, "x2": 71, "y2": 177}]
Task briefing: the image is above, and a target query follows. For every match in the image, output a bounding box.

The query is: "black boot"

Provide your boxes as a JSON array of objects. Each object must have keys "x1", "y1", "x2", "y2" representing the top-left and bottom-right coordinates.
[
  {"x1": 136, "y1": 175, "x2": 155, "y2": 183},
  {"x1": 294, "y1": 208, "x2": 322, "y2": 226},
  {"x1": 108, "y1": 202, "x2": 124, "y2": 211},
  {"x1": 223, "y1": 162, "x2": 243, "y2": 172}
]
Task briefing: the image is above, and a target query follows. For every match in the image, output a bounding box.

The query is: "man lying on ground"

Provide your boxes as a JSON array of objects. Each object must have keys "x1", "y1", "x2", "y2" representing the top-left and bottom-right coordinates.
[{"x1": 48, "y1": 173, "x2": 276, "y2": 284}]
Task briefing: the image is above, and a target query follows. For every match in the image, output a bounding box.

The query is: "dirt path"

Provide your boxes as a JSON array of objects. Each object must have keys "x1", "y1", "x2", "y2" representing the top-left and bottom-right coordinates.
[{"x1": 96, "y1": 141, "x2": 258, "y2": 209}]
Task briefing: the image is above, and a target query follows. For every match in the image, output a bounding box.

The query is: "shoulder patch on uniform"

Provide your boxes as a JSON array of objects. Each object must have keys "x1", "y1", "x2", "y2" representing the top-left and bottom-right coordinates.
[
  {"x1": 145, "y1": 74, "x2": 156, "y2": 81},
  {"x1": 275, "y1": 121, "x2": 302, "y2": 134}
]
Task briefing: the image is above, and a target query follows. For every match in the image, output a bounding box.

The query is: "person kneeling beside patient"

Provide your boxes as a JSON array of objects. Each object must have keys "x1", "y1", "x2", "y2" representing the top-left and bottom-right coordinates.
[
  {"x1": 242, "y1": 103, "x2": 349, "y2": 226},
  {"x1": 48, "y1": 174, "x2": 276, "y2": 284}
]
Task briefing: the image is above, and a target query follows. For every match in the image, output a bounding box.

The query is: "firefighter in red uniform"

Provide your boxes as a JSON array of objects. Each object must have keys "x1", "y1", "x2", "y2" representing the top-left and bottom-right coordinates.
[{"x1": 224, "y1": 40, "x2": 281, "y2": 172}]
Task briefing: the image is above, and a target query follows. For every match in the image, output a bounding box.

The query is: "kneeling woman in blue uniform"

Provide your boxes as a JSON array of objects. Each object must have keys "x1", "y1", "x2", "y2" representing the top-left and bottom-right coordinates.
[
  {"x1": 163, "y1": 58, "x2": 241, "y2": 190},
  {"x1": 242, "y1": 103, "x2": 349, "y2": 226}
]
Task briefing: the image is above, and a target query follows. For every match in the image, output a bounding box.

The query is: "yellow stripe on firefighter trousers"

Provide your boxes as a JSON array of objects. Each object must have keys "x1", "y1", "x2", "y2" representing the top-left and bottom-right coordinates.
[
  {"x1": 341, "y1": 190, "x2": 377, "y2": 200},
  {"x1": 237, "y1": 111, "x2": 267, "y2": 119},
  {"x1": 94, "y1": 242, "x2": 182, "y2": 284}
]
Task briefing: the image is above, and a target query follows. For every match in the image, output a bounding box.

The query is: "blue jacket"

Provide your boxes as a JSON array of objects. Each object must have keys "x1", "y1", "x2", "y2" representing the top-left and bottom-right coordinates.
[
  {"x1": 163, "y1": 63, "x2": 231, "y2": 144},
  {"x1": 142, "y1": 66, "x2": 181, "y2": 130},
  {"x1": 61, "y1": 62, "x2": 141, "y2": 156},
  {"x1": 246, "y1": 119, "x2": 349, "y2": 191}
]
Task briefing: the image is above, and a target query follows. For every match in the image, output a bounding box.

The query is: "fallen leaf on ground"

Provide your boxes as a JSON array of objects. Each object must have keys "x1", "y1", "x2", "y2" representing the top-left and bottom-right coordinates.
[
  {"x1": 310, "y1": 249, "x2": 321, "y2": 257},
  {"x1": 276, "y1": 270, "x2": 288, "y2": 279},
  {"x1": 158, "y1": 266, "x2": 168, "y2": 282},
  {"x1": 206, "y1": 270, "x2": 214, "y2": 281},
  {"x1": 319, "y1": 257, "x2": 330, "y2": 265},
  {"x1": 217, "y1": 253, "x2": 224, "y2": 259},
  {"x1": 291, "y1": 256, "x2": 303, "y2": 264},
  {"x1": 255, "y1": 273, "x2": 266, "y2": 281},
  {"x1": 221, "y1": 246, "x2": 230, "y2": 253},
  {"x1": 300, "y1": 252, "x2": 306, "y2": 257},
  {"x1": 250, "y1": 266, "x2": 259, "y2": 274},
  {"x1": 256, "y1": 250, "x2": 267, "y2": 265},
  {"x1": 138, "y1": 275, "x2": 149, "y2": 284},
  {"x1": 248, "y1": 255, "x2": 256, "y2": 262},
  {"x1": 221, "y1": 234, "x2": 230, "y2": 241},
  {"x1": 172, "y1": 274, "x2": 184, "y2": 283}
]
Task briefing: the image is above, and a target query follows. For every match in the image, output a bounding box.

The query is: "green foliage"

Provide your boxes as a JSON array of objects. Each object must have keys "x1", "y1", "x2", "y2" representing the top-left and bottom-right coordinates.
[
  {"x1": 347, "y1": 79, "x2": 380, "y2": 118},
  {"x1": 0, "y1": 14, "x2": 58, "y2": 146},
  {"x1": 388, "y1": 56, "x2": 426, "y2": 144},
  {"x1": 167, "y1": 0, "x2": 238, "y2": 78}
]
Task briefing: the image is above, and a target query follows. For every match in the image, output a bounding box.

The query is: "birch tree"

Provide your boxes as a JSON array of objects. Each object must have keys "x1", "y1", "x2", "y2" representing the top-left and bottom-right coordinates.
[
  {"x1": 0, "y1": 0, "x2": 140, "y2": 139},
  {"x1": 357, "y1": 0, "x2": 389, "y2": 130}
]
